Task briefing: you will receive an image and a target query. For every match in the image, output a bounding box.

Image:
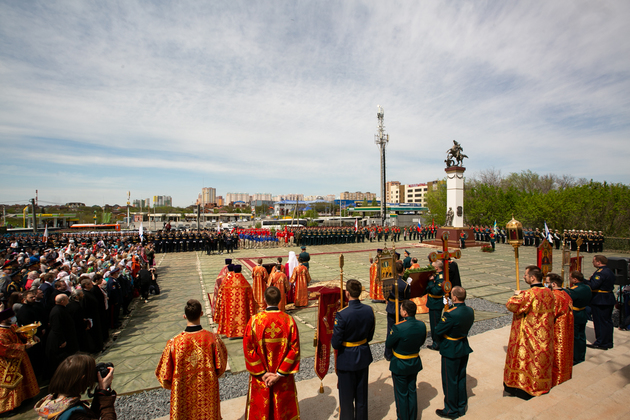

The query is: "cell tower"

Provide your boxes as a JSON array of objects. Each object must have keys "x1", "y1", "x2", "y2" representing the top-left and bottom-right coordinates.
[{"x1": 374, "y1": 106, "x2": 389, "y2": 226}]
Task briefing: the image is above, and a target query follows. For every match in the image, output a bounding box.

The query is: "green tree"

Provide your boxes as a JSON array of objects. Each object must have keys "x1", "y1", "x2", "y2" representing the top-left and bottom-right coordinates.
[
  {"x1": 425, "y1": 180, "x2": 447, "y2": 225},
  {"x1": 304, "y1": 209, "x2": 319, "y2": 219},
  {"x1": 371, "y1": 198, "x2": 378, "y2": 206}
]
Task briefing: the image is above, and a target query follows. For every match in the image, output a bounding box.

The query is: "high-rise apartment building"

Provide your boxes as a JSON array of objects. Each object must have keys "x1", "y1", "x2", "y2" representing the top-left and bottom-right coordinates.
[
  {"x1": 201, "y1": 187, "x2": 216, "y2": 205},
  {"x1": 252, "y1": 193, "x2": 273, "y2": 201},
  {"x1": 226, "y1": 192, "x2": 250, "y2": 204},
  {"x1": 153, "y1": 195, "x2": 173, "y2": 207},
  {"x1": 385, "y1": 181, "x2": 401, "y2": 203},
  {"x1": 339, "y1": 191, "x2": 377, "y2": 201}
]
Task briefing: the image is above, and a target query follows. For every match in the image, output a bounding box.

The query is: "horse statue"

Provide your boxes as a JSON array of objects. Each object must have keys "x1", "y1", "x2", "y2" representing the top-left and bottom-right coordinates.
[{"x1": 445, "y1": 140, "x2": 468, "y2": 167}]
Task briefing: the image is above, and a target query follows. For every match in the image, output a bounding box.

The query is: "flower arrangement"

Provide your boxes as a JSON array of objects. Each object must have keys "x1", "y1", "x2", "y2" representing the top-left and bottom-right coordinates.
[{"x1": 481, "y1": 244, "x2": 495, "y2": 252}]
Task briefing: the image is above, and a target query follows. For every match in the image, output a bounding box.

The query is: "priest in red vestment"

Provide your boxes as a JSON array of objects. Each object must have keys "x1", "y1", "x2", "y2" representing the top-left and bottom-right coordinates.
[
  {"x1": 211, "y1": 259, "x2": 232, "y2": 317},
  {"x1": 252, "y1": 259, "x2": 269, "y2": 310},
  {"x1": 547, "y1": 273, "x2": 574, "y2": 386},
  {"x1": 215, "y1": 265, "x2": 257, "y2": 338},
  {"x1": 504, "y1": 265, "x2": 555, "y2": 399},
  {"x1": 290, "y1": 258, "x2": 312, "y2": 307},
  {"x1": 0, "y1": 308, "x2": 39, "y2": 415},
  {"x1": 156, "y1": 299, "x2": 228, "y2": 420},
  {"x1": 368, "y1": 257, "x2": 384, "y2": 301},
  {"x1": 243, "y1": 286, "x2": 300, "y2": 420},
  {"x1": 268, "y1": 264, "x2": 290, "y2": 312}
]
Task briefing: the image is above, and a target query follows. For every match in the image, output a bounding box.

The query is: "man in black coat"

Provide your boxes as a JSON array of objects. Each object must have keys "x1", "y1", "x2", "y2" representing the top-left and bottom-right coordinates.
[
  {"x1": 80, "y1": 278, "x2": 104, "y2": 353},
  {"x1": 46, "y1": 294, "x2": 79, "y2": 374},
  {"x1": 66, "y1": 289, "x2": 90, "y2": 352},
  {"x1": 17, "y1": 289, "x2": 48, "y2": 378}
]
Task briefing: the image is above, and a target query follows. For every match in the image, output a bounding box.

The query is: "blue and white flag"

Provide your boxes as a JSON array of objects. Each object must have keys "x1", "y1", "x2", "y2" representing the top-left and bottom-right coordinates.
[
  {"x1": 139, "y1": 221, "x2": 144, "y2": 241},
  {"x1": 493, "y1": 220, "x2": 497, "y2": 235},
  {"x1": 544, "y1": 221, "x2": 553, "y2": 243}
]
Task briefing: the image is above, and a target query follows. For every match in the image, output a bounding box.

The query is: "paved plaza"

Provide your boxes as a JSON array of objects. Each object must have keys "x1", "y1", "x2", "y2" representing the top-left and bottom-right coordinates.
[{"x1": 96, "y1": 239, "x2": 624, "y2": 396}]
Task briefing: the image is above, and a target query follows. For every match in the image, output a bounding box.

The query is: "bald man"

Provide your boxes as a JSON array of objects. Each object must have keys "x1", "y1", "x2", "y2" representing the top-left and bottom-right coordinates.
[{"x1": 46, "y1": 293, "x2": 79, "y2": 374}]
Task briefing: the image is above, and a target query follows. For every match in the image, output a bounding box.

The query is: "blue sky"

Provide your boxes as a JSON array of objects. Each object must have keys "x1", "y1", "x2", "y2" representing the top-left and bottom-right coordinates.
[{"x1": 1, "y1": 1, "x2": 629, "y2": 207}]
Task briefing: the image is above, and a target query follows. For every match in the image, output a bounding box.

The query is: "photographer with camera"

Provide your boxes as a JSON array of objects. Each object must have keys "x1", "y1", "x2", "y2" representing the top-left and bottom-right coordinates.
[{"x1": 34, "y1": 354, "x2": 116, "y2": 419}]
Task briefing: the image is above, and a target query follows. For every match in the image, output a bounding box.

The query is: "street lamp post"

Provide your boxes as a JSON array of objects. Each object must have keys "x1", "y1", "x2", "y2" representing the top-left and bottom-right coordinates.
[{"x1": 374, "y1": 106, "x2": 389, "y2": 227}]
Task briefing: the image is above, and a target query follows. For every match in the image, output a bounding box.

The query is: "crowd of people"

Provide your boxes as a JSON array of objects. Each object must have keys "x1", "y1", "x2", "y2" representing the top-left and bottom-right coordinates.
[
  {"x1": 0, "y1": 225, "x2": 620, "y2": 419},
  {"x1": 0, "y1": 231, "x2": 160, "y2": 417}
]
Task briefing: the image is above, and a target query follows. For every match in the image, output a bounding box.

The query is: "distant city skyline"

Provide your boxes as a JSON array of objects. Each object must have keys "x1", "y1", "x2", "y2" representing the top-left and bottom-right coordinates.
[{"x1": 1, "y1": 2, "x2": 628, "y2": 207}]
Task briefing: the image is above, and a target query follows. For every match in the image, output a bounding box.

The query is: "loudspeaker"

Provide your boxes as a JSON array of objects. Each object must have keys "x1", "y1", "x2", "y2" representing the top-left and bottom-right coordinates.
[{"x1": 607, "y1": 257, "x2": 630, "y2": 286}]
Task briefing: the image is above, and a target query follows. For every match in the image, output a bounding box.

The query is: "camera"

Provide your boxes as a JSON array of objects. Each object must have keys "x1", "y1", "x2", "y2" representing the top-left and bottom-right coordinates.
[{"x1": 96, "y1": 362, "x2": 114, "y2": 378}]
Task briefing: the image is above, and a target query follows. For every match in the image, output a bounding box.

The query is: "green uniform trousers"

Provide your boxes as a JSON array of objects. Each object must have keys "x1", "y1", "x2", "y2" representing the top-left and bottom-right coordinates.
[
  {"x1": 392, "y1": 372, "x2": 418, "y2": 420},
  {"x1": 441, "y1": 354, "x2": 469, "y2": 417}
]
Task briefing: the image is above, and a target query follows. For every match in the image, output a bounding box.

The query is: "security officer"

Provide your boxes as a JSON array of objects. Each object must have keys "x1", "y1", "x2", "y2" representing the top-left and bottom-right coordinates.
[
  {"x1": 434, "y1": 286, "x2": 474, "y2": 419},
  {"x1": 298, "y1": 246, "x2": 310, "y2": 270},
  {"x1": 332, "y1": 279, "x2": 376, "y2": 420},
  {"x1": 385, "y1": 260, "x2": 411, "y2": 361},
  {"x1": 566, "y1": 270, "x2": 592, "y2": 364},
  {"x1": 385, "y1": 300, "x2": 426, "y2": 420},
  {"x1": 585, "y1": 255, "x2": 616, "y2": 350},
  {"x1": 402, "y1": 250, "x2": 412, "y2": 270},
  {"x1": 427, "y1": 260, "x2": 445, "y2": 350}
]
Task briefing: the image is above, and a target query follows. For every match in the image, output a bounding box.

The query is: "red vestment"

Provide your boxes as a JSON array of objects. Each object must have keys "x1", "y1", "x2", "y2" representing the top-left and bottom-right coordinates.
[
  {"x1": 504, "y1": 286, "x2": 555, "y2": 397},
  {"x1": 268, "y1": 271, "x2": 290, "y2": 312},
  {"x1": 368, "y1": 262, "x2": 384, "y2": 300},
  {"x1": 252, "y1": 266, "x2": 269, "y2": 310},
  {"x1": 243, "y1": 309, "x2": 300, "y2": 420},
  {"x1": 0, "y1": 326, "x2": 39, "y2": 414},
  {"x1": 156, "y1": 329, "x2": 228, "y2": 420},
  {"x1": 290, "y1": 264, "x2": 311, "y2": 307},
  {"x1": 210, "y1": 265, "x2": 231, "y2": 317},
  {"x1": 552, "y1": 289, "x2": 574, "y2": 387},
  {"x1": 215, "y1": 273, "x2": 257, "y2": 337}
]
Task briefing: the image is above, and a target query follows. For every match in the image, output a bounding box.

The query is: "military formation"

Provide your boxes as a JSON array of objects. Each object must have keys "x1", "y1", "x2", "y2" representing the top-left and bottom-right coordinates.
[
  {"x1": 467, "y1": 225, "x2": 605, "y2": 253},
  {"x1": 294, "y1": 225, "x2": 437, "y2": 246}
]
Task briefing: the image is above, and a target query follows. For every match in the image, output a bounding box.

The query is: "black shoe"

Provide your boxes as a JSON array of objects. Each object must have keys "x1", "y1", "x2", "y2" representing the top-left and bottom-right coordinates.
[
  {"x1": 436, "y1": 409, "x2": 459, "y2": 419},
  {"x1": 586, "y1": 344, "x2": 609, "y2": 350}
]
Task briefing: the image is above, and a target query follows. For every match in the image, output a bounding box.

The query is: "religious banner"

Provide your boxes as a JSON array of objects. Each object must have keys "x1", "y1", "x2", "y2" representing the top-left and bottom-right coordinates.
[
  {"x1": 537, "y1": 239, "x2": 553, "y2": 276},
  {"x1": 570, "y1": 256, "x2": 583, "y2": 273},
  {"x1": 314, "y1": 286, "x2": 345, "y2": 384},
  {"x1": 378, "y1": 248, "x2": 396, "y2": 298}
]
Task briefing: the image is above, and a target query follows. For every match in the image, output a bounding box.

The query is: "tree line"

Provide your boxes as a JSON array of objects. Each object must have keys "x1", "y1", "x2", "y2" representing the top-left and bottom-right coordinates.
[{"x1": 425, "y1": 170, "x2": 630, "y2": 237}]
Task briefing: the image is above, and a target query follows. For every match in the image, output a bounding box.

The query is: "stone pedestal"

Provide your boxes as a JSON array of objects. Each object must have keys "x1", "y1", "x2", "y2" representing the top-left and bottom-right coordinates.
[
  {"x1": 435, "y1": 227, "x2": 477, "y2": 249},
  {"x1": 446, "y1": 166, "x2": 465, "y2": 228}
]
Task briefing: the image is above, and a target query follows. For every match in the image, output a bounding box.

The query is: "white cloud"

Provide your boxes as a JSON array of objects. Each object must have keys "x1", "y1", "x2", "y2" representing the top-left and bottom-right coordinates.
[{"x1": 0, "y1": 1, "x2": 628, "y2": 205}]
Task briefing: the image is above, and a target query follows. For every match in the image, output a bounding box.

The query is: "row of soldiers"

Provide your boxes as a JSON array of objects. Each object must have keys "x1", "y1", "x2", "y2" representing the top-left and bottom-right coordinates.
[
  {"x1": 467, "y1": 226, "x2": 605, "y2": 253},
  {"x1": 293, "y1": 225, "x2": 438, "y2": 247}
]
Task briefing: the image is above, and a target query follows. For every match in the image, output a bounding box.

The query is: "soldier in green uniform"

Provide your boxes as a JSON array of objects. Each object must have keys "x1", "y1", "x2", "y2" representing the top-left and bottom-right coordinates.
[
  {"x1": 565, "y1": 270, "x2": 592, "y2": 365},
  {"x1": 385, "y1": 300, "x2": 427, "y2": 420},
  {"x1": 298, "y1": 246, "x2": 310, "y2": 270},
  {"x1": 427, "y1": 260, "x2": 445, "y2": 350},
  {"x1": 434, "y1": 286, "x2": 474, "y2": 419}
]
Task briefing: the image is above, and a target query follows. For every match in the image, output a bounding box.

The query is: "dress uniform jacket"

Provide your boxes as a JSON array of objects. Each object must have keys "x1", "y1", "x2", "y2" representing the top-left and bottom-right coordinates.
[
  {"x1": 586, "y1": 266, "x2": 616, "y2": 306},
  {"x1": 434, "y1": 303, "x2": 474, "y2": 357},
  {"x1": 386, "y1": 316, "x2": 426, "y2": 375},
  {"x1": 332, "y1": 300, "x2": 376, "y2": 371}
]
